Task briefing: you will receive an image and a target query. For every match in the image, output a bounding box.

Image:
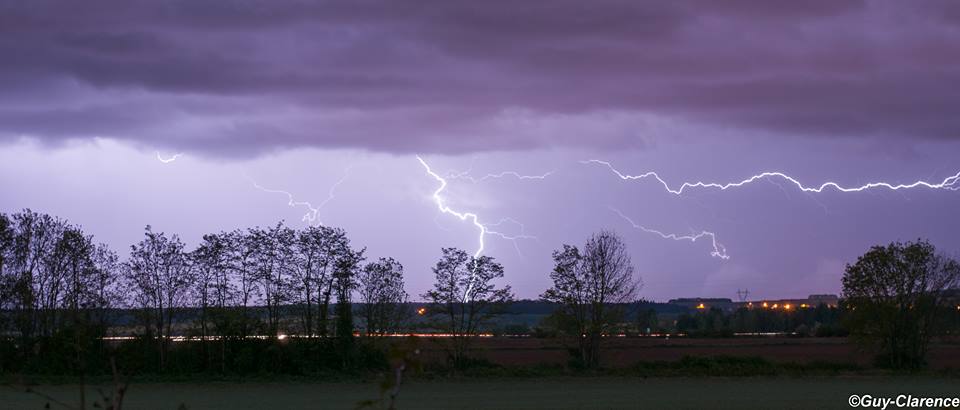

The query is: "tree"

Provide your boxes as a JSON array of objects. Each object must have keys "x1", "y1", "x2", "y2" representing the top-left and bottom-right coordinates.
[
  {"x1": 289, "y1": 226, "x2": 336, "y2": 336},
  {"x1": 223, "y1": 229, "x2": 259, "y2": 337},
  {"x1": 422, "y1": 248, "x2": 514, "y2": 367},
  {"x1": 125, "y1": 226, "x2": 194, "y2": 371},
  {"x1": 0, "y1": 213, "x2": 14, "y2": 332},
  {"x1": 0, "y1": 213, "x2": 12, "y2": 292},
  {"x1": 333, "y1": 246, "x2": 364, "y2": 343},
  {"x1": 358, "y1": 257, "x2": 409, "y2": 336},
  {"x1": 315, "y1": 227, "x2": 352, "y2": 337},
  {"x1": 842, "y1": 239, "x2": 960, "y2": 369},
  {"x1": 89, "y1": 243, "x2": 121, "y2": 334},
  {"x1": 190, "y1": 232, "x2": 229, "y2": 359},
  {"x1": 292, "y1": 226, "x2": 329, "y2": 335},
  {"x1": 637, "y1": 307, "x2": 658, "y2": 335},
  {"x1": 7, "y1": 210, "x2": 69, "y2": 339},
  {"x1": 541, "y1": 230, "x2": 639, "y2": 369},
  {"x1": 250, "y1": 223, "x2": 296, "y2": 337}
]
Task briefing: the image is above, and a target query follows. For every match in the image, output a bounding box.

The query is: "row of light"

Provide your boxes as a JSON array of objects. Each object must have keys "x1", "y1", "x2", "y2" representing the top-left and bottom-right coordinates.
[
  {"x1": 101, "y1": 333, "x2": 497, "y2": 342},
  {"x1": 696, "y1": 302, "x2": 811, "y2": 310}
]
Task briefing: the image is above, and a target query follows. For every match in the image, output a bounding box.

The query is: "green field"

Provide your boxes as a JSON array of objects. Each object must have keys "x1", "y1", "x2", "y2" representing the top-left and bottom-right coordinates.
[{"x1": 3, "y1": 377, "x2": 958, "y2": 410}]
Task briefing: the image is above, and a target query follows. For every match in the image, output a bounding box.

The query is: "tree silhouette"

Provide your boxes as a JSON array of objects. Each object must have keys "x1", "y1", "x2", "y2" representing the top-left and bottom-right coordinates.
[
  {"x1": 421, "y1": 248, "x2": 513, "y2": 367},
  {"x1": 842, "y1": 239, "x2": 960, "y2": 369},
  {"x1": 359, "y1": 257, "x2": 409, "y2": 336},
  {"x1": 542, "y1": 230, "x2": 639, "y2": 369},
  {"x1": 125, "y1": 226, "x2": 193, "y2": 371}
]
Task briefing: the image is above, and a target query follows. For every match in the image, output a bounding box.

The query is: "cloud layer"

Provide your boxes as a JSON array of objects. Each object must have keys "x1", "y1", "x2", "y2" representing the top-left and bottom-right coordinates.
[{"x1": 2, "y1": 1, "x2": 959, "y2": 155}]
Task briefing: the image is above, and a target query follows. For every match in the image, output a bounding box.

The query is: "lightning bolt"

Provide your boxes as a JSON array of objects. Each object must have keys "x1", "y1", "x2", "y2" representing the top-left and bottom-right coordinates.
[
  {"x1": 417, "y1": 155, "x2": 490, "y2": 259},
  {"x1": 587, "y1": 160, "x2": 958, "y2": 259},
  {"x1": 611, "y1": 207, "x2": 728, "y2": 259},
  {"x1": 443, "y1": 156, "x2": 554, "y2": 183},
  {"x1": 247, "y1": 167, "x2": 351, "y2": 227},
  {"x1": 448, "y1": 170, "x2": 555, "y2": 183},
  {"x1": 417, "y1": 155, "x2": 540, "y2": 301},
  {"x1": 582, "y1": 160, "x2": 960, "y2": 194},
  {"x1": 156, "y1": 151, "x2": 184, "y2": 163}
]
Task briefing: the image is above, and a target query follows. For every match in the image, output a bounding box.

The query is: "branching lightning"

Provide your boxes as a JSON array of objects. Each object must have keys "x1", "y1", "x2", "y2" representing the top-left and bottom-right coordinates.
[
  {"x1": 156, "y1": 151, "x2": 184, "y2": 163},
  {"x1": 610, "y1": 207, "x2": 728, "y2": 260},
  {"x1": 582, "y1": 159, "x2": 960, "y2": 194},
  {"x1": 584, "y1": 159, "x2": 958, "y2": 260},
  {"x1": 417, "y1": 156, "x2": 541, "y2": 301},
  {"x1": 485, "y1": 217, "x2": 538, "y2": 256},
  {"x1": 247, "y1": 167, "x2": 351, "y2": 227}
]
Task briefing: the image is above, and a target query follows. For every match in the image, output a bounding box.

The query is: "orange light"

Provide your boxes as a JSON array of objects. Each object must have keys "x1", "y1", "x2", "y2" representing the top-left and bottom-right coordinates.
[
  {"x1": 784, "y1": 304, "x2": 792, "y2": 310},
  {"x1": 417, "y1": 308, "x2": 427, "y2": 316},
  {"x1": 696, "y1": 303, "x2": 706, "y2": 310},
  {"x1": 772, "y1": 304, "x2": 779, "y2": 309},
  {"x1": 800, "y1": 304, "x2": 809, "y2": 308},
  {"x1": 762, "y1": 302, "x2": 769, "y2": 308}
]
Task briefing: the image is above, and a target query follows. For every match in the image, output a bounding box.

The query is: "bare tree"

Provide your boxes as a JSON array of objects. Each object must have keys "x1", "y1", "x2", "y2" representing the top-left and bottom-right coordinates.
[
  {"x1": 334, "y1": 246, "x2": 364, "y2": 344},
  {"x1": 89, "y1": 243, "x2": 120, "y2": 335},
  {"x1": 422, "y1": 248, "x2": 514, "y2": 367},
  {"x1": 125, "y1": 226, "x2": 194, "y2": 371},
  {"x1": 316, "y1": 228, "x2": 352, "y2": 337},
  {"x1": 250, "y1": 223, "x2": 296, "y2": 337},
  {"x1": 7, "y1": 210, "x2": 68, "y2": 339},
  {"x1": 843, "y1": 239, "x2": 960, "y2": 369},
  {"x1": 0, "y1": 213, "x2": 13, "y2": 331},
  {"x1": 223, "y1": 229, "x2": 259, "y2": 337},
  {"x1": 358, "y1": 257, "x2": 409, "y2": 336},
  {"x1": 290, "y1": 226, "x2": 327, "y2": 336},
  {"x1": 542, "y1": 230, "x2": 639, "y2": 369}
]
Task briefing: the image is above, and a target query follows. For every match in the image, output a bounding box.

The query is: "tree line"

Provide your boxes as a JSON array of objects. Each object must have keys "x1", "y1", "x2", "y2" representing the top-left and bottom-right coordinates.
[
  {"x1": 2, "y1": 208, "x2": 959, "y2": 374},
  {"x1": 0, "y1": 209, "x2": 410, "y2": 374}
]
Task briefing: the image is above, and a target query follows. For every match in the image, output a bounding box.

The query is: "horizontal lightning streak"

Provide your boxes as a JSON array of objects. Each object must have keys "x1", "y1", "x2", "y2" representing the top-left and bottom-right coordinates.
[
  {"x1": 448, "y1": 170, "x2": 554, "y2": 183},
  {"x1": 583, "y1": 160, "x2": 960, "y2": 194}
]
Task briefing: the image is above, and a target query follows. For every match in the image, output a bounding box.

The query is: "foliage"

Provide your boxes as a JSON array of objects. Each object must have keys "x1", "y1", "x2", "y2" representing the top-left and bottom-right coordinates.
[
  {"x1": 421, "y1": 248, "x2": 514, "y2": 368},
  {"x1": 358, "y1": 258, "x2": 410, "y2": 336},
  {"x1": 0, "y1": 210, "x2": 406, "y2": 380},
  {"x1": 541, "y1": 231, "x2": 639, "y2": 368},
  {"x1": 676, "y1": 304, "x2": 847, "y2": 337},
  {"x1": 842, "y1": 239, "x2": 960, "y2": 370}
]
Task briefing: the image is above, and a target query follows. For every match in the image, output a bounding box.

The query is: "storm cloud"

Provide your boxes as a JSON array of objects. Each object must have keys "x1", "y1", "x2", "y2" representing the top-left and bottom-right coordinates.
[{"x1": 2, "y1": 1, "x2": 959, "y2": 156}]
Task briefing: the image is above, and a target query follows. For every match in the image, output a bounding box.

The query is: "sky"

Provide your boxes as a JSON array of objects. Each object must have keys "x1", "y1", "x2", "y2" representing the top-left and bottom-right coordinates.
[{"x1": 1, "y1": 1, "x2": 959, "y2": 301}]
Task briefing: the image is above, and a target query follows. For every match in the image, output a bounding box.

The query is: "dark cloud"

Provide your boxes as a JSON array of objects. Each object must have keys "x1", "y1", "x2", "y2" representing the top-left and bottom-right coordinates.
[{"x1": 1, "y1": 0, "x2": 957, "y2": 155}]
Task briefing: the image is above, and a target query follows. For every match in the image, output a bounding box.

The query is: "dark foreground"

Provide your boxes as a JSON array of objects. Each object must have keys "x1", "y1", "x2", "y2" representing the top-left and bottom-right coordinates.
[{"x1": 2, "y1": 377, "x2": 957, "y2": 410}]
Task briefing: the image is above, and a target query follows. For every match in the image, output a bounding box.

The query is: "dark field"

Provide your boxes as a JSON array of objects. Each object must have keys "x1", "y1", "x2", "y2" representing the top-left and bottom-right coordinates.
[
  {"x1": 419, "y1": 337, "x2": 960, "y2": 369},
  {"x1": 5, "y1": 337, "x2": 960, "y2": 409},
  {"x1": 3, "y1": 377, "x2": 958, "y2": 410}
]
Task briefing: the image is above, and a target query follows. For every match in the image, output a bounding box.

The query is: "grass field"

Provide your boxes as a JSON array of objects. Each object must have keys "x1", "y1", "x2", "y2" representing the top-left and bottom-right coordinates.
[{"x1": 3, "y1": 377, "x2": 958, "y2": 410}]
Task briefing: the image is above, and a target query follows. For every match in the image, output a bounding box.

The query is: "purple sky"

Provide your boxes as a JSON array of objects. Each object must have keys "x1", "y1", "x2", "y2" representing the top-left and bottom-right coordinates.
[{"x1": 2, "y1": 1, "x2": 959, "y2": 301}]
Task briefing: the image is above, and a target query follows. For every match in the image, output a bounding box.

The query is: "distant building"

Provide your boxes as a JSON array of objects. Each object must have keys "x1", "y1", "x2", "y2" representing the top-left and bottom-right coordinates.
[
  {"x1": 667, "y1": 294, "x2": 840, "y2": 313},
  {"x1": 735, "y1": 294, "x2": 839, "y2": 311},
  {"x1": 667, "y1": 298, "x2": 735, "y2": 312}
]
